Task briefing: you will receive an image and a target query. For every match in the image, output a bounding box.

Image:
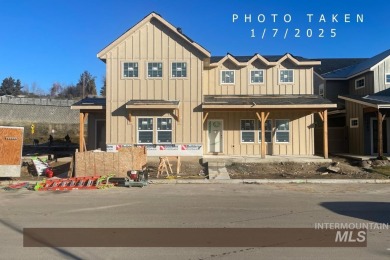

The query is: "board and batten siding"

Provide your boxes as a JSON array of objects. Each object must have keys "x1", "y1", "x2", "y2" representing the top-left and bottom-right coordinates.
[
  {"x1": 345, "y1": 100, "x2": 364, "y2": 154},
  {"x1": 348, "y1": 71, "x2": 374, "y2": 96},
  {"x1": 104, "y1": 18, "x2": 205, "y2": 146},
  {"x1": 203, "y1": 59, "x2": 314, "y2": 95},
  {"x1": 373, "y1": 56, "x2": 390, "y2": 93},
  {"x1": 204, "y1": 111, "x2": 315, "y2": 156}
]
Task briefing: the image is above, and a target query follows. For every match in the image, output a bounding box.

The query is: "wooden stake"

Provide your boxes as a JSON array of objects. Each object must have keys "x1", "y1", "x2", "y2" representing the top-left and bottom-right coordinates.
[{"x1": 323, "y1": 110, "x2": 328, "y2": 159}]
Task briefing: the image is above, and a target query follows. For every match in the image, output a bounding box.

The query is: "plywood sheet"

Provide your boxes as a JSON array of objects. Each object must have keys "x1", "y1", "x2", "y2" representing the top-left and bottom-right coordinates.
[{"x1": 0, "y1": 127, "x2": 24, "y2": 165}]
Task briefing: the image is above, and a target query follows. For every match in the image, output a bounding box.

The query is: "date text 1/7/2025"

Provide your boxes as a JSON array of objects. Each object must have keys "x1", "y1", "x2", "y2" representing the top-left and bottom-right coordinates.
[{"x1": 251, "y1": 28, "x2": 337, "y2": 39}]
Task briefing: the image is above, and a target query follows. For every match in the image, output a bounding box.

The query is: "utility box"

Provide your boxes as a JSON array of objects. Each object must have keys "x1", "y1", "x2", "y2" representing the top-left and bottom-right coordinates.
[{"x1": 0, "y1": 126, "x2": 24, "y2": 177}]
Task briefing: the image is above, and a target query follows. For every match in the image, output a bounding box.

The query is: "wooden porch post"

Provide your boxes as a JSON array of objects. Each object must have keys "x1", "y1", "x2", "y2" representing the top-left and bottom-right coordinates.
[
  {"x1": 378, "y1": 110, "x2": 383, "y2": 158},
  {"x1": 323, "y1": 110, "x2": 328, "y2": 159},
  {"x1": 256, "y1": 111, "x2": 269, "y2": 159},
  {"x1": 79, "y1": 112, "x2": 84, "y2": 152}
]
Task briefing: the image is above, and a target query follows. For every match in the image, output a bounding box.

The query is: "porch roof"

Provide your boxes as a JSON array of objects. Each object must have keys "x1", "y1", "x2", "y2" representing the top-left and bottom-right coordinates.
[
  {"x1": 71, "y1": 97, "x2": 106, "y2": 110},
  {"x1": 125, "y1": 99, "x2": 180, "y2": 109},
  {"x1": 202, "y1": 95, "x2": 336, "y2": 110},
  {"x1": 339, "y1": 95, "x2": 390, "y2": 109}
]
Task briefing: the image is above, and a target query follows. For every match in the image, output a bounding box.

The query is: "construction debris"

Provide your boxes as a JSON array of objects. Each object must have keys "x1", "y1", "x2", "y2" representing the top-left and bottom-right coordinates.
[
  {"x1": 34, "y1": 174, "x2": 115, "y2": 191},
  {"x1": 2, "y1": 182, "x2": 30, "y2": 191}
]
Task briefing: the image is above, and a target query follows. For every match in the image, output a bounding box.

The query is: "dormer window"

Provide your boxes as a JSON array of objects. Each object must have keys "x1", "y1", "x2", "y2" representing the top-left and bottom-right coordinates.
[
  {"x1": 279, "y1": 69, "x2": 294, "y2": 83},
  {"x1": 250, "y1": 70, "x2": 264, "y2": 84},
  {"x1": 355, "y1": 77, "x2": 365, "y2": 89},
  {"x1": 221, "y1": 70, "x2": 235, "y2": 84},
  {"x1": 148, "y1": 62, "x2": 163, "y2": 78}
]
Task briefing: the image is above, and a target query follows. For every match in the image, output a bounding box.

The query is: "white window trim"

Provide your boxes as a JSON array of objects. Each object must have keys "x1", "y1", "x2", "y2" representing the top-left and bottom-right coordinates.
[
  {"x1": 355, "y1": 77, "x2": 365, "y2": 89},
  {"x1": 258, "y1": 119, "x2": 272, "y2": 143},
  {"x1": 170, "y1": 62, "x2": 187, "y2": 79},
  {"x1": 122, "y1": 61, "x2": 139, "y2": 79},
  {"x1": 220, "y1": 70, "x2": 235, "y2": 85},
  {"x1": 279, "y1": 69, "x2": 294, "y2": 84},
  {"x1": 249, "y1": 69, "x2": 265, "y2": 85},
  {"x1": 146, "y1": 62, "x2": 163, "y2": 79},
  {"x1": 350, "y1": 118, "x2": 359, "y2": 128},
  {"x1": 240, "y1": 119, "x2": 255, "y2": 143},
  {"x1": 156, "y1": 117, "x2": 173, "y2": 144},
  {"x1": 275, "y1": 119, "x2": 290, "y2": 144},
  {"x1": 385, "y1": 73, "x2": 390, "y2": 84},
  {"x1": 137, "y1": 117, "x2": 154, "y2": 144}
]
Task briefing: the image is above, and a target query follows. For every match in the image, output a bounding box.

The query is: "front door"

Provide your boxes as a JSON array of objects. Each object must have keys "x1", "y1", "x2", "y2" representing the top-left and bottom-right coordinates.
[
  {"x1": 371, "y1": 118, "x2": 390, "y2": 154},
  {"x1": 96, "y1": 120, "x2": 106, "y2": 151},
  {"x1": 208, "y1": 120, "x2": 223, "y2": 153}
]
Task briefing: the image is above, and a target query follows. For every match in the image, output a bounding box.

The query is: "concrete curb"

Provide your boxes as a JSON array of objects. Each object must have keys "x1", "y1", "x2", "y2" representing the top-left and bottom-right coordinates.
[{"x1": 148, "y1": 178, "x2": 390, "y2": 184}]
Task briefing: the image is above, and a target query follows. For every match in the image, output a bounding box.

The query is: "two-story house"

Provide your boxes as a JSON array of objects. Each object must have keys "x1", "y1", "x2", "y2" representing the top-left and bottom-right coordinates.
[
  {"x1": 314, "y1": 49, "x2": 390, "y2": 156},
  {"x1": 72, "y1": 12, "x2": 336, "y2": 159}
]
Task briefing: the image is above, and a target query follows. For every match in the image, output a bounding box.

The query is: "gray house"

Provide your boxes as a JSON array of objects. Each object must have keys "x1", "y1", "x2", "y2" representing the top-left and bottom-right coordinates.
[{"x1": 314, "y1": 49, "x2": 390, "y2": 156}]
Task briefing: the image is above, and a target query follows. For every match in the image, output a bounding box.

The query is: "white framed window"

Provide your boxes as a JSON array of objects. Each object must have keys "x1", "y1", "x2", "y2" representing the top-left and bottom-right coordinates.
[
  {"x1": 250, "y1": 69, "x2": 264, "y2": 84},
  {"x1": 355, "y1": 77, "x2": 365, "y2": 89},
  {"x1": 386, "y1": 74, "x2": 390, "y2": 84},
  {"x1": 319, "y1": 84, "x2": 325, "y2": 97},
  {"x1": 221, "y1": 70, "x2": 235, "y2": 84},
  {"x1": 123, "y1": 62, "x2": 138, "y2": 78},
  {"x1": 147, "y1": 62, "x2": 163, "y2": 78},
  {"x1": 157, "y1": 118, "x2": 172, "y2": 143},
  {"x1": 240, "y1": 119, "x2": 255, "y2": 143},
  {"x1": 258, "y1": 120, "x2": 272, "y2": 143},
  {"x1": 275, "y1": 119, "x2": 290, "y2": 143},
  {"x1": 137, "y1": 118, "x2": 154, "y2": 144},
  {"x1": 279, "y1": 69, "x2": 294, "y2": 83},
  {"x1": 171, "y1": 62, "x2": 187, "y2": 78},
  {"x1": 350, "y1": 118, "x2": 359, "y2": 128}
]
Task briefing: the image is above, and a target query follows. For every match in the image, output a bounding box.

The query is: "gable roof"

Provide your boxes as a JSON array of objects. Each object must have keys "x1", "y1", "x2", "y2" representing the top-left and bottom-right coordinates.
[
  {"x1": 313, "y1": 58, "x2": 367, "y2": 75},
  {"x1": 209, "y1": 53, "x2": 320, "y2": 67},
  {"x1": 97, "y1": 12, "x2": 210, "y2": 60},
  {"x1": 320, "y1": 49, "x2": 390, "y2": 79}
]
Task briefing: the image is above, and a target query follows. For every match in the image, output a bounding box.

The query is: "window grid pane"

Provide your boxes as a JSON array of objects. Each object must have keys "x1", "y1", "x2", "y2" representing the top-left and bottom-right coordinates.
[
  {"x1": 123, "y1": 62, "x2": 138, "y2": 78},
  {"x1": 251, "y1": 70, "x2": 264, "y2": 83},
  {"x1": 221, "y1": 71, "x2": 235, "y2": 84},
  {"x1": 157, "y1": 118, "x2": 172, "y2": 143},
  {"x1": 172, "y1": 62, "x2": 187, "y2": 78},
  {"x1": 280, "y1": 70, "x2": 293, "y2": 83},
  {"x1": 138, "y1": 118, "x2": 153, "y2": 144},
  {"x1": 148, "y1": 62, "x2": 162, "y2": 78},
  {"x1": 241, "y1": 120, "x2": 255, "y2": 143},
  {"x1": 275, "y1": 120, "x2": 289, "y2": 143}
]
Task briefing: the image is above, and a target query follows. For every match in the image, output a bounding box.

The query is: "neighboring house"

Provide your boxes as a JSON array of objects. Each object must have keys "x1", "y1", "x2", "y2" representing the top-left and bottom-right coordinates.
[
  {"x1": 72, "y1": 12, "x2": 336, "y2": 159},
  {"x1": 314, "y1": 49, "x2": 390, "y2": 156}
]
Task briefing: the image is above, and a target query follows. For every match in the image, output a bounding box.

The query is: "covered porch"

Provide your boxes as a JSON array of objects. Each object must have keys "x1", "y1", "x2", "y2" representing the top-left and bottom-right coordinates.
[{"x1": 202, "y1": 95, "x2": 337, "y2": 159}]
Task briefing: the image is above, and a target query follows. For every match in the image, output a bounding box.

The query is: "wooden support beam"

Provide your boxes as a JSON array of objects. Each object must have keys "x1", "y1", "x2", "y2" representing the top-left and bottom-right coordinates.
[
  {"x1": 323, "y1": 110, "x2": 328, "y2": 159},
  {"x1": 261, "y1": 112, "x2": 266, "y2": 159},
  {"x1": 318, "y1": 111, "x2": 324, "y2": 122},
  {"x1": 202, "y1": 112, "x2": 209, "y2": 124},
  {"x1": 128, "y1": 111, "x2": 132, "y2": 123},
  {"x1": 79, "y1": 112, "x2": 84, "y2": 152},
  {"x1": 175, "y1": 108, "x2": 180, "y2": 123},
  {"x1": 378, "y1": 110, "x2": 384, "y2": 158}
]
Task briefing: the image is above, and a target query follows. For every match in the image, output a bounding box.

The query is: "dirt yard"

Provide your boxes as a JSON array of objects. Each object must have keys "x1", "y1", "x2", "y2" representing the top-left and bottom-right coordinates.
[{"x1": 7, "y1": 155, "x2": 390, "y2": 181}]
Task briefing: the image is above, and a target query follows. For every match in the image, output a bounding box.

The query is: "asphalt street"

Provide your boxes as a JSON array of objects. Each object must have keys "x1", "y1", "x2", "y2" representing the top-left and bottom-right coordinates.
[{"x1": 1, "y1": 183, "x2": 390, "y2": 259}]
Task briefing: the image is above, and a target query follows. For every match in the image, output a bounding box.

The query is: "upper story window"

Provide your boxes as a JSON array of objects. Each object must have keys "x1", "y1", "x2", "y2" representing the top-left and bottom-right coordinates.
[
  {"x1": 240, "y1": 119, "x2": 255, "y2": 143},
  {"x1": 386, "y1": 74, "x2": 390, "y2": 84},
  {"x1": 123, "y1": 62, "x2": 138, "y2": 78},
  {"x1": 221, "y1": 70, "x2": 235, "y2": 84},
  {"x1": 147, "y1": 62, "x2": 163, "y2": 78},
  {"x1": 279, "y1": 69, "x2": 294, "y2": 83},
  {"x1": 355, "y1": 77, "x2": 365, "y2": 89},
  {"x1": 250, "y1": 70, "x2": 264, "y2": 84},
  {"x1": 350, "y1": 118, "x2": 359, "y2": 128},
  {"x1": 171, "y1": 62, "x2": 187, "y2": 78}
]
